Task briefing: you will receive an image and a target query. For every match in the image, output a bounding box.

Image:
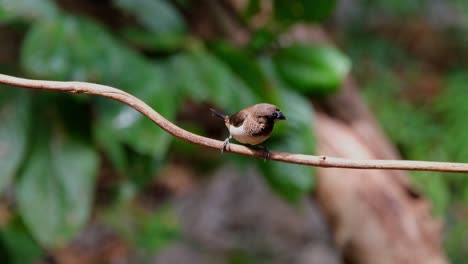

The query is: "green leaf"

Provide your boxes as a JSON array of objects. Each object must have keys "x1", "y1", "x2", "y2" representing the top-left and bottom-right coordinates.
[
  {"x1": 274, "y1": 43, "x2": 351, "y2": 94},
  {"x1": 114, "y1": 0, "x2": 185, "y2": 34},
  {"x1": 95, "y1": 65, "x2": 175, "y2": 160},
  {"x1": 273, "y1": 0, "x2": 336, "y2": 23},
  {"x1": 17, "y1": 119, "x2": 98, "y2": 247},
  {"x1": 120, "y1": 27, "x2": 186, "y2": 51},
  {"x1": 21, "y1": 15, "x2": 104, "y2": 80},
  {"x1": 166, "y1": 53, "x2": 210, "y2": 103},
  {"x1": 0, "y1": 0, "x2": 58, "y2": 22},
  {"x1": 0, "y1": 89, "x2": 30, "y2": 191},
  {"x1": 0, "y1": 217, "x2": 43, "y2": 264},
  {"x1": 211, "y1": 42, "x2": 269, "y2": 97},
  {"x1": 94, "y1": 120, "x2": 128, "y2": 172},
  {"x1": 21, "y1": 14, "x2": 177, "y2": 167},
  {"x1": 260, "y1": 160, "x2": 314, "y2": 203},
  {"x1": 21, "y1": 15, "x2": 143, "y2": 84},
  {"x1": 168, "y1": 50, "x2": 258, "y2": 113},
  {"x1": 115, "y1": 0, "x2": 187, "y2": 51}
]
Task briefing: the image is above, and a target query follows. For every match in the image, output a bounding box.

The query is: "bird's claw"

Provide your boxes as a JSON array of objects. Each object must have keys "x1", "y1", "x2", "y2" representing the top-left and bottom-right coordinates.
[
  {"x1": 221, "y1": 138, "x2": 230, "y2": 153},
  {"x1": 220, "y1": 138, "x2": 270, "y2": 161},
  {"x1": 259, "y1": 145, "x2": 270, "y2": 161}
]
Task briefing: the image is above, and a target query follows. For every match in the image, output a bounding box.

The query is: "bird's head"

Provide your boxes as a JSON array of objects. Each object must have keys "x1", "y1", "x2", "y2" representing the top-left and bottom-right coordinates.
[{"x1": 253, "y1": 103, "x2": 286, "y2": 122}]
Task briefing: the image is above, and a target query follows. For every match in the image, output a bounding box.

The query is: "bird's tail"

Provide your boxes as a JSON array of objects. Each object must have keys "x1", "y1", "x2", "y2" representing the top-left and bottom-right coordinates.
[{"x1": 210, "y1": 108, "x2": 228, "y2": 121}]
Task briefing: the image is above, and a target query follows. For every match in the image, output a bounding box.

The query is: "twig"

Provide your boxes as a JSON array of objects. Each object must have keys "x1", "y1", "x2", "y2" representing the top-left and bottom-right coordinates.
[{"x1": 1, "y1": 73, "x2": 467, "y2": 173}]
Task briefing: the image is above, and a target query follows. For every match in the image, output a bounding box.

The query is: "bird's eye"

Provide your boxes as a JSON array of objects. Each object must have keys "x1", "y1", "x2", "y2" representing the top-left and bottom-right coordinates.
[{"x1": 272, "y1": 110, "x2": 286, "y2": 120}]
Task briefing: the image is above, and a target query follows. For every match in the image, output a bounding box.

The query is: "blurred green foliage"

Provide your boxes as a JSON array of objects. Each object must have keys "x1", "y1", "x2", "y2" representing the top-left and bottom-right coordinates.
[
  {"x1": 0, "y1": 217, "x2": 43, "y2": 264},
  {"x1": 274, "y1": 44, "x2": 351, "y2": 94},
  {"x1": 0, "y1": 0, "x2": 343, "y2": 261},
  {"x1": 105, "y1": 202, "x2": 181, "y2": 256},
  {"x1": 0, "y1": 90, "x2": 30, "y2": 190},
  {"x1": 273, "y1": 0, "x2": 336, "y2": 23}
]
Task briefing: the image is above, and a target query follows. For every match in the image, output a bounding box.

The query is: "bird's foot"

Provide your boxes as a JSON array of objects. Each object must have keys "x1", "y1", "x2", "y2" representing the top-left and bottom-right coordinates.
[
  {"x1": 259, "y1": 145, "x2": 270, "y2": 161},
  {"x1": 221, "y1": 137, "x2": 230, "y2": 153}
]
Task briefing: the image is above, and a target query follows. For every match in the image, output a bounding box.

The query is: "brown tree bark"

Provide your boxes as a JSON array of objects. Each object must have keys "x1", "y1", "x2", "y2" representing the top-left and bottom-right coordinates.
[{"x1": 315, "y1": 79, "x2": 448, "y2": 264}]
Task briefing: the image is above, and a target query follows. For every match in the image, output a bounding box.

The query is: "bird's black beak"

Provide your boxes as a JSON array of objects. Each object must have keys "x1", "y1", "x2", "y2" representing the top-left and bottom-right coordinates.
[{"x1": 277, "y1": 111, "x2": 286, "y2": 120}]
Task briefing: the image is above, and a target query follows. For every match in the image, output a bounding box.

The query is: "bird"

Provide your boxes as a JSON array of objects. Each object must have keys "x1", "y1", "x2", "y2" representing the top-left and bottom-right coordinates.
[{"x1": 210, "y1": 103, "x2": 286, "y2": 159}]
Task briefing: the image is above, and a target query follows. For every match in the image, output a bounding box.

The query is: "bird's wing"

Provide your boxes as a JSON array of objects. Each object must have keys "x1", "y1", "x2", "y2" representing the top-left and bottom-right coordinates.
[{"x1": 229, "y1": 111, "x2": 247, "y2": 127}]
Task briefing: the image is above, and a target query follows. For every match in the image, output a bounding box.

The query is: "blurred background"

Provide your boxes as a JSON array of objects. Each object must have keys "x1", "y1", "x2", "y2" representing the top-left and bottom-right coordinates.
[{"x1": 0, "y1": 0, "x2": 467, "y2": 263}]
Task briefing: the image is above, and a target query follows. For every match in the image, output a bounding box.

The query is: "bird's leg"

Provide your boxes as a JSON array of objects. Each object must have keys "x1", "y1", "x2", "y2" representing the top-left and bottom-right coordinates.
[
  {"x1": 221, "y1": 135, "x2": 232, "y2": 153},
  {"x1": 258, "y1": 145, "x2": 270, "y2": 161}
]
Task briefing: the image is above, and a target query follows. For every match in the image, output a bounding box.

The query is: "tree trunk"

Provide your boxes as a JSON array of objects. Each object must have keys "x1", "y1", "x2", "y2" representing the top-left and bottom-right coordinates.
[{"x1": 315, "y1": 79, "x2": 448, "y2": 264}]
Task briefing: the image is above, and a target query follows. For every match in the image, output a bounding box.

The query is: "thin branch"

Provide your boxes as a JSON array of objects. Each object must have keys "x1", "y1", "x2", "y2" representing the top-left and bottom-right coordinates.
[{"x1": 1, "y1": 73, "x2": 467, "y2": 173}]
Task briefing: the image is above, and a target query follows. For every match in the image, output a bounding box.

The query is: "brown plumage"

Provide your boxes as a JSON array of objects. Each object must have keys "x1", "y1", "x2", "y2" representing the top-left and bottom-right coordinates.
[{"x1": 210, "y1": 103, "x2": 286, "y2": 159}]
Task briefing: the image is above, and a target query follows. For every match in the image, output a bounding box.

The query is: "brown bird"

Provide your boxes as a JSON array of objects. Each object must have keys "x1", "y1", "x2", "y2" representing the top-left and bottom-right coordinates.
[{"x1": 210, "y1": 103, "x2": 286, "y2": 159}]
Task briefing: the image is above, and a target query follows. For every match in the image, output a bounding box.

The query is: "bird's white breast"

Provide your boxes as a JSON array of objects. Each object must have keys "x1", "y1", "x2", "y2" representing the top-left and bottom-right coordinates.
[{"x1": 229, "y1": 124, "x2": 268, "y2": 145}]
